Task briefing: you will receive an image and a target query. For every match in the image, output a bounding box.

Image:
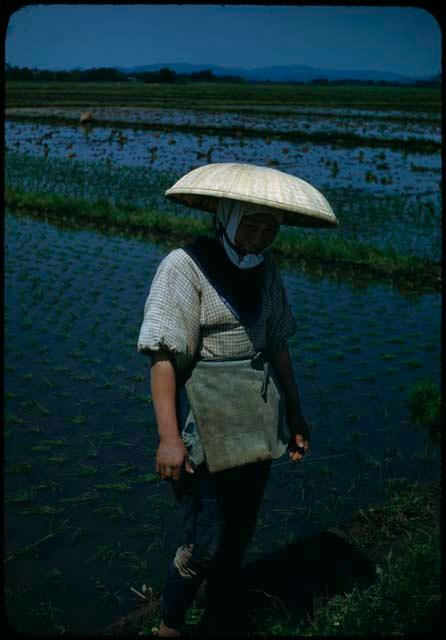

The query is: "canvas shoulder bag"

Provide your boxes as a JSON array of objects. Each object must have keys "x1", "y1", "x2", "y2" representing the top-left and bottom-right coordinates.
[{"x1": 184, "y1": 352, "x2": 288, "y2": 473}]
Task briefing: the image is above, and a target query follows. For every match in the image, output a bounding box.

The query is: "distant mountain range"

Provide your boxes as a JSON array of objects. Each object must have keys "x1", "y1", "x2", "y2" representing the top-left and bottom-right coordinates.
[{"x1": 119, "y1": 62, "x2": 438, "y2": 84}]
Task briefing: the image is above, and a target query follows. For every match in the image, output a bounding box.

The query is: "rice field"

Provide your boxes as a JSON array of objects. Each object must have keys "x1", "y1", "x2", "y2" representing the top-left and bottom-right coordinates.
[
  {"x1": 4, "y1": 211, "x2": 440, "y2": 634},
  {"x1": 4, "y1": 82, "x2": 441, "y2": 633},
  {"x1": 5, "y1": 81, "x2": 441, "y2": 113},
  {"x1": 4, "y1": 121, "x2": 441, "y2": 260},
  {"x1": 5, "y1": 105, "x2": 441, "y2": 143}
]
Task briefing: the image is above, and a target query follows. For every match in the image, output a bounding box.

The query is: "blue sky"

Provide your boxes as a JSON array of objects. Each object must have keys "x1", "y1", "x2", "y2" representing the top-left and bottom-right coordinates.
[{"x1": 5, "y1": 4, "x2": 441, "y2": 78}]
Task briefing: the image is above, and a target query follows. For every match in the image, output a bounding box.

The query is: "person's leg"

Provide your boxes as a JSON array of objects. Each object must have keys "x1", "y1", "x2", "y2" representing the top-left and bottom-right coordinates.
[
  {"x1": 160, "y1": 463, "x2": 224, "y2": 634},
  {"x1": 160, "y1": 459, "x2": 271, "y2": 635},
  {"x1": 202, "y1": 459, "x2": 272, "y2": 627}
]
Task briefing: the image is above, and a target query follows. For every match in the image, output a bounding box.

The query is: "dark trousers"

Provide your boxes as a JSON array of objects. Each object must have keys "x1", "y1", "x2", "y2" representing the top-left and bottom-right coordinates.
[{"x1": 162, "y1": 459, "x2": 271, "y2": 630}]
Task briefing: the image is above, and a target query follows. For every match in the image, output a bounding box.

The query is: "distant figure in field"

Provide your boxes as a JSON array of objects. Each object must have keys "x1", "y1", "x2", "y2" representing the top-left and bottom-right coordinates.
[{"x1": 79, "y1": 111, "x2": 93, "y2": 124}]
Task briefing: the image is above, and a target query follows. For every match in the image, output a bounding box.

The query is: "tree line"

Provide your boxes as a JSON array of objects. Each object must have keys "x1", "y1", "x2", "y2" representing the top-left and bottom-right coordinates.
[
  {"x1": 5, "y1": 64, "x2": 440, "y2": 87},
  {"x1": 4, "y1": 64, "x2": 245, "y2": 83}
]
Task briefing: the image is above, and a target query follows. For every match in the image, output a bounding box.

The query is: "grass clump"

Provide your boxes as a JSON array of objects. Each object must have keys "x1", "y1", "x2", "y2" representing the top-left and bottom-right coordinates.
[
  {"x1": 5, "y1": 188, "x2": 440, "y2": 289},
  {"x1": 408, "y1": 378, "x2": 441, "y2": 431}
]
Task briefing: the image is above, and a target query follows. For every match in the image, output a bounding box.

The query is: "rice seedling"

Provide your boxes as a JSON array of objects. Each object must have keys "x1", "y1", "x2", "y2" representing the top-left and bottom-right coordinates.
[
  {"x1": 382, "y1": 477, "x2": 410, "y2": 497},
  {"x1": 117, "y1": 383, "x2": 136, "y2": 397},
  {"x1": 345, "y1": 344, "x2": 362, "y2": 353},
  {"x1": 5, "y1": 518, "x2": 73, "y2": 563},
  {"x1": 68, "y1": 414, "x2": 87, "y2": 424},
  {"x1": 52, "y1": 366, "x2": 71, "y2": 375},
  {"x1": 327, "y1": 351, "x2": 344, "y2": 361},
  {"x1": 385, "y1": 336, "x2": 406, "y2": 345},
  {"x1": 95, "y1": 429, "x2": 120, "y2": 444},
  {"x1": 364, "y1": 454, "x2": 382, "y2": 470},
  {"x1": 145, "y1": 494, "x2": 176, "y2": 509},
  {"x1": 346, "y1": 430, "x2": 364, "y2": 444},
  {"x1": 129, "y1": 373, "x2": 146, "y2": 383},
  {"x1": 125, "y1": 553, "x2": 151, "y2": 576},
  {"x1": 5, "y1": 412, "x2": 25, "y2": 426},
  {"x1": 408, "y1": 378, "x2": 440, "y2": 430},
  {"x1": 20, "y1": 504, "x2": 66, "y2": 516},
  {"x1": 41, "y1": 376, "x2": 57, "y2": 390},
  {"x1": 411, "y1": 440, "x2": 436, "y2": 462},
  {"x1": 40, "y1": 436, "x2": 69, "y2": 447},
  {"x1": 70, "y1": 526, "x2": 88, "y2": 544},
  {"x1": 30, "y1": 601, "x2": 67, "y2": 634},
  {"x1": 301, "y1": 371, "x2": 317, "y2": 380},
  {"x1": 65, "y1": 463, "x2": 100, "y2": 477},
  {"x1": 29, "y1": 480, "x2": 63, "y2": 492},
  {"x1": 302, "y1": 505, "x2": 315, "y2": 521},
  {"x1": 97, "y1": 373, "x2": 113, "y2": 389},
  {"x1": 84, "y1": 439, "x2": 100, "y2": 458},
  {"x1": 353, "y1": 373, "x2": 376, "y2": 383},
  {"x1": 92, "y1": 578, "x2": 124, "y2": 606},
  {"x1": 345, "y1": 410, "x2": 360, "y2": 424},
  {"x1": 115, "y1": 463, "x2": 137, "y2": 475},
  {"x1": 94, "y1": 503, "x2": 135, "y2": 521},
  {"x1": 128, "y1": 522, "x2": 164, "y2": 539},
  {"x1": 85, "y1": 541, "x2": 131, "y2": 565},
  {"x1": 68, "y1": 371, "x2": 95, "y2": 383},
  {"x1": 68, "y1": 349, "x2": 86, "y2": 360},
  {"x1": 134, "y1": 393, "x2": 153, "y2": 404},
  {"x1": 44, "y1": 568, "x2": 63, "y2": 584},
  {"x1": 6, "y1": 489, "x2": 36, "y2": 503},
  {"x1": 112, "y1": 365, "x2": 126, "y2": 374},
  {"x1": 402, "y1": 358, "x2": 421, "y2": 369},
  {"x1": 21, "y1": 398, "x2": 53, "y2": 415},
  {"x1": 115, "y1": 439, "x2": 134, "y2": 448},
  {"x1": 93, "y1": 482, "x2": 134, "y2": 492},
  {"x1": 5, "y1": 462, "x2": 33, "y2": 474},
  {"x1": 316, "y1": 464, "x2": 335, "y2": 478},
  {"x1": 386, "y1": 365, "x2": 399, "y2": 375},
  {"x1": 46, "y1": 455, "x2": 69, "y2": 464},
  {"x1": 59, "y1": 490, "x2": 100, "y2": 505}
]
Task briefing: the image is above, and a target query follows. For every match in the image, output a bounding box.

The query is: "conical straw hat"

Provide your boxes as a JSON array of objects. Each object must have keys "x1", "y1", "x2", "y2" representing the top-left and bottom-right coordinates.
[{"x1": 165, "y1": 162, "x2": 338, "y2": 228}]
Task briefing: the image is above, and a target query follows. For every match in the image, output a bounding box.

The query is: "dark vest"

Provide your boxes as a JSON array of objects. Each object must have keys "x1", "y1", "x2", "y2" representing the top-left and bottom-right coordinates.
[{"x1": 182, "y1": 236, "x2": 267, "y2": 328}]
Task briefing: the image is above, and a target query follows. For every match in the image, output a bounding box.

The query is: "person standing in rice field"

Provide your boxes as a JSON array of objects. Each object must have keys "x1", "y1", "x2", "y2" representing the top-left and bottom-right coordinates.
[{"x1": 137, "y1": 163, "x2": 338, "y2": 637}]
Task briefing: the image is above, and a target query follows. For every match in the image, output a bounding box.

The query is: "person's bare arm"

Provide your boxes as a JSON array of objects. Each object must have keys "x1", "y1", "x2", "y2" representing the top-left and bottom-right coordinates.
[
  {"x1": 269, "y1": 345, "x2": 310, "y2": 462},
  {"x1": 150, "y1": 350, "x2": 193, "y2": 479}
]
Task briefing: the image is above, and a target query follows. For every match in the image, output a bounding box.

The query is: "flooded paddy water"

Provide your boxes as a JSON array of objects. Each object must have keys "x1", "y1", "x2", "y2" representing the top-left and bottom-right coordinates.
[
  {"x1": 4, "y1": 212, "x2": 440, "y2": 634},
  {"x1": 5, "y1": 97, "x2": 441, "y2": 633},
  {"x1": 5, "y1": 113, "x2": 442, "y2": 260},
  {"x1": 5, "y1": 105, "x2": 441, "y2": 142}
]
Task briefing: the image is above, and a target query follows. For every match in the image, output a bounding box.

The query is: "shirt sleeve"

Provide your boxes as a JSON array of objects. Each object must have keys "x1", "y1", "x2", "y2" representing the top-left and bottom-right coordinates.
[
  {"x1": 137, "y1": 249, "x2": 201, "y2": 373},
  {"x1": 266, "y1": 258, "x2": 297, "y2": 352}
]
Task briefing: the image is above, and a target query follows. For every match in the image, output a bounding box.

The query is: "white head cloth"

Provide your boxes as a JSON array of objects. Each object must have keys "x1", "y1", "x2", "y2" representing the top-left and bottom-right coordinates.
[{"x1": 216, "y1": 198, "x2": 283, "y2": 269}]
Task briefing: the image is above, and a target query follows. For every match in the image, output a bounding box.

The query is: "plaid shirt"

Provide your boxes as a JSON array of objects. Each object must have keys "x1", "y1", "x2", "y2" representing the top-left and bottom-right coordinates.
[{"x1": 137, "y1": 247, "x2": 297, "y2": 465}]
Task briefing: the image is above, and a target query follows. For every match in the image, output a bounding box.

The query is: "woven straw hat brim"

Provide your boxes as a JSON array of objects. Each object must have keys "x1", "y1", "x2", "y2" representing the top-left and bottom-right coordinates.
[{"x1": 165, "y1": 163, "x2": 338, "y2": 228}]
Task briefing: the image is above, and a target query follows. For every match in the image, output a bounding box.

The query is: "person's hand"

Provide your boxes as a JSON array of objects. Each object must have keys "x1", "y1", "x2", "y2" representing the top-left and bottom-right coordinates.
[
  {"x1": 287, "y1": 415, "x2": 311, "y2": 462},
  {"x1": 156, "y1": 435, "x2": 194, "y2": 480}
]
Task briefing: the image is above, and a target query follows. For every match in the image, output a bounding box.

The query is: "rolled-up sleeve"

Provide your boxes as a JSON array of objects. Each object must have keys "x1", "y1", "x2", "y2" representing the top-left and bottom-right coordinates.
[
  {"x1": 266, "y1": 260, "x2": 297, "y2": 352},
  {"x1": 137, "y1": 250, "x2": 201, "y2": 373}
]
